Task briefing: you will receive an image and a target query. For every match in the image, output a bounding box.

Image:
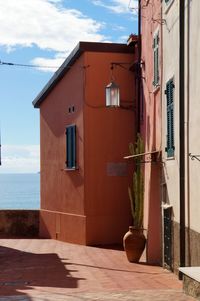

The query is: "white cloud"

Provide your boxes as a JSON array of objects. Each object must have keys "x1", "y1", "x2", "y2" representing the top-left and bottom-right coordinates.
[
  {"x1": 0, "y1": 0, "x2": 106, "y2": 71},
  {"x1": 0, "y1": 145, "x2": 40, "y2": 174},
  {"x1": 117, "y1": 35, "x2": 130, "y2": 43},
  {"x1": 31, "y1": 55, "x2": 64, "y2": 73},
  {"x1": 91, "y1": 0, "x2": 138, "y2": 14},
  {"x1": 111, "y1": 24, "x2": 126, "y2": 31},
  {"x1": 0, "y1": 0, "x2": 105, "y2": 52}
]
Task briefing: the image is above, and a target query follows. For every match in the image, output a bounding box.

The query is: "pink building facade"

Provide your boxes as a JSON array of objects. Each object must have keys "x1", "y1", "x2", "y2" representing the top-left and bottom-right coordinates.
[{"x1": 139, "y1": 0, "x2": 162, "y2": 264}]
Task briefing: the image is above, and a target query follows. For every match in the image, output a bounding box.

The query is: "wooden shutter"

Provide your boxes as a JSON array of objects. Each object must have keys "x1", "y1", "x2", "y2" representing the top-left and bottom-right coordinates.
[
  {"x1": 166, "y1": 79, "x2": 175, "y2": 157},
  {"x1": 71, "y1": 125, "x2": 76, "y2": 168},
  {"x1": 66, "y1": 125, "x2": 76, "y2": 168},
  {"x1": 153, "y1": 33, "x2": 159, "y2": 86}
]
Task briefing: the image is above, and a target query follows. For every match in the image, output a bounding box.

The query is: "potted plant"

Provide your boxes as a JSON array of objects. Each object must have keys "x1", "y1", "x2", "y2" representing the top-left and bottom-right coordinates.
[{"x1": 123, "y1": 134, "x2": 146, "y2": 263}]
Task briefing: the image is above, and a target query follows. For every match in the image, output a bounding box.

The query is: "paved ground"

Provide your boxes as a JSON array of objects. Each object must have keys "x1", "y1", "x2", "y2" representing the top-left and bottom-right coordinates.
[{"x1": 0, "y1": 239, "x2": 196, "y2": 300}]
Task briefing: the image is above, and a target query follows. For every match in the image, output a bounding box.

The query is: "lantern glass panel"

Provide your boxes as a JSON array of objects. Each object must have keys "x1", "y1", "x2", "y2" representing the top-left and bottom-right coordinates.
[{"x1": 106, "y1": 82, "x2": 120, "y2": 107}]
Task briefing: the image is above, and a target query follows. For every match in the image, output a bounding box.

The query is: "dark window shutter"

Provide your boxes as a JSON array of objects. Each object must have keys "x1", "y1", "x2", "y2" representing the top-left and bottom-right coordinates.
[
  {"x1": 166, "y1": 79, "x2": 175, "y2": 157},
  {"x1": 66, "y1": 125, "x2": 76, "y2": 168},
  {"x1": 71, "y1": 125, "x2": 76, "y2": 168},
  {"x1": 153, "y1": 33, "x2": 159, "y2": 86}
]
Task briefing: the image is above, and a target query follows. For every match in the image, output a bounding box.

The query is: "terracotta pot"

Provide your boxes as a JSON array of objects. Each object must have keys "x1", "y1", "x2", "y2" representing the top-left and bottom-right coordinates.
[{"x1": 123, "y1": 226, "x2": 146, "y2": 263}]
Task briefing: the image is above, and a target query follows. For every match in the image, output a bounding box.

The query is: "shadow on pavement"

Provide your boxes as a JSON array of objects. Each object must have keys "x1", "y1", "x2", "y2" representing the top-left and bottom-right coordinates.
[{"x1": 0, "y1": 244, "x2": 84, "y2": 298}]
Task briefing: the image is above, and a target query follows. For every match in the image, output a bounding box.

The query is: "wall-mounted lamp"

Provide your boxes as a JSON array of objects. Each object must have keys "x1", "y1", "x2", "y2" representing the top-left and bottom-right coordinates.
[
  {"x1": 105, "y1": 62, "x2": 133, "y2": 108},
  {"x1": 105, "y1": 81, "x2": 120, "y2": 107}
]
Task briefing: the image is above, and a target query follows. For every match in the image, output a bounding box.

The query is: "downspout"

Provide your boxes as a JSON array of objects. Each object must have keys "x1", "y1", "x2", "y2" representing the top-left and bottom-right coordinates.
[
  {"x1": 186, "y1": 0, "x2": 191, "y2": 267},
  {"x1": 137, "y1": 0, "x2": 141, "y2": 133},
  {"x1": 179, "y1": 0, "x2": 186, "y2": 272}
]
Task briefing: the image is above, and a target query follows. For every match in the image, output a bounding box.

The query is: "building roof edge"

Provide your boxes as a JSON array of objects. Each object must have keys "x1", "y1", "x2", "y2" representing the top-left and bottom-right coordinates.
[{"x1": 32, "y1": 41, "x2": 136, "y2": 108}]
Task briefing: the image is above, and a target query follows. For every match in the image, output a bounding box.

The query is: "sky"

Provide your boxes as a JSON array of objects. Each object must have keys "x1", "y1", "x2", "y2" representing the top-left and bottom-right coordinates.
[{"x1": 0, "y1": 0, "x2": 138, "y2": 173}]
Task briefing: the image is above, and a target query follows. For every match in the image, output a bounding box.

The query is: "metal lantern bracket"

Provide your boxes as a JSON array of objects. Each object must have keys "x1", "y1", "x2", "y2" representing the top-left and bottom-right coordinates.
[{"x1": 110, "y1": 62, "x2": 135, "y2": 72}]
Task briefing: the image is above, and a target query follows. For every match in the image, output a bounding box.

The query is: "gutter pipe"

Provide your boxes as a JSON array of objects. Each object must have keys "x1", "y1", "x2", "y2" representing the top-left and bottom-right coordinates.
[{"x1": 179, "y1": 0, "x2": 186, "y2": 273}]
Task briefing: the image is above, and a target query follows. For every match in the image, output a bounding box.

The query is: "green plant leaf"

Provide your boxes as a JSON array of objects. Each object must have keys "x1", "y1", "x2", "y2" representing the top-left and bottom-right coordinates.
[{"x1": 128, "y1": 134, "x2": 144, "y2": 229}]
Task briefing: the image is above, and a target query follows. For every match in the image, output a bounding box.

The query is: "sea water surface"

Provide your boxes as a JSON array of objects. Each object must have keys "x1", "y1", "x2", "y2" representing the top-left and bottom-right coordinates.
[{"x1": 0, "y1": 173, "x2": 40, "y2": 209}]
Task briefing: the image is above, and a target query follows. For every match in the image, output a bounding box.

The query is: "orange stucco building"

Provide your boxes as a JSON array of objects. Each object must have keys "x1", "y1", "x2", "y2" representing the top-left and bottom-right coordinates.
[{"x1": 33, "y1": 41, "x2": 137, "y2": 245}]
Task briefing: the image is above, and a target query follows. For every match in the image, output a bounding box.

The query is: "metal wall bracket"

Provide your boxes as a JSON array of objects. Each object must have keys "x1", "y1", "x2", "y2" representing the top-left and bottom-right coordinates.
[
  {"x1": 138, "y1": 151, "x2": 162, "y2": 164},
  {"x1": 189, "y1": 153, "x2": 200, "y2": 162}
]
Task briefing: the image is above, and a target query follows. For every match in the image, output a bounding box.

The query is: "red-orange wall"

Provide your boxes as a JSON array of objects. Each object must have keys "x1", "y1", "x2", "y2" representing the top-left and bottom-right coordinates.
[
  {"x1": 39, "y1": 49, "x2": 136, "y2": 245},
  {"x1": 39, "y1": 55, "x2": 86, "y2": 243},
  {"x1": 84, "y1": 51, "x2": 135, "y2": 244}
]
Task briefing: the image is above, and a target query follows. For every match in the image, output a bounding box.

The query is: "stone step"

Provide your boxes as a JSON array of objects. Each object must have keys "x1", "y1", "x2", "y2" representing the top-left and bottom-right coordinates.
[{"x1": 179, "y1": 267, "x2": 200, "y2": 300}]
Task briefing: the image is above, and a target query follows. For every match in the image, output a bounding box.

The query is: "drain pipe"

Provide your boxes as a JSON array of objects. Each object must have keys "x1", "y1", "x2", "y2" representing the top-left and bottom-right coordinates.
[
  {"x1": 179, "y1": 0, "x2": 186, "y2": 273},
  {"x1": 137, "y1": 0, "x2": 141, "y2": 133},
  {"x1": 186, "y1": 0, "x2": 191, "y2": 267}
]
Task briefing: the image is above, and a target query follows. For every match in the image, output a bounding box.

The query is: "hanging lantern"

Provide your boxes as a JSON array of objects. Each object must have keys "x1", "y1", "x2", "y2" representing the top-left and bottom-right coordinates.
[{"x1": 105, "y1": 81, "x2": 120, "y2": 107}]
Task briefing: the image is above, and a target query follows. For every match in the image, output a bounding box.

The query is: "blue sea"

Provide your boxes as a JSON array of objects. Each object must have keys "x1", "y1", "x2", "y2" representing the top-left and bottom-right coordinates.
[{"x1": 0, "y1": 174, "x2": 40, "y2": 209}]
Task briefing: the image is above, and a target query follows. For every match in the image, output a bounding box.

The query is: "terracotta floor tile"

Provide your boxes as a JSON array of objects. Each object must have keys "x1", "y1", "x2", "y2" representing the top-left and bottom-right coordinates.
[{"x1": 0, "y1": 239, "x2": 196, "y2": 300}]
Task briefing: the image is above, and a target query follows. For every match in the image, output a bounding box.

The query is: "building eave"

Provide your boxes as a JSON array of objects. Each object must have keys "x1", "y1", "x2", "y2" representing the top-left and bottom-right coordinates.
[{"x1": 32, "y1": 41, "x2": 136, "y2": 108}]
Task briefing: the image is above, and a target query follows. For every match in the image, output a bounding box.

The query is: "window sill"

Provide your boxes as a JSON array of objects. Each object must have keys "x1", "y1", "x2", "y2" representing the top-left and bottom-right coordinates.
[
  {"x1": 62, "y1": 167, "x2": 79, "y2": 171},
  {"x1": 166, "y1": 156, "x2": 175, "y2": 161}
]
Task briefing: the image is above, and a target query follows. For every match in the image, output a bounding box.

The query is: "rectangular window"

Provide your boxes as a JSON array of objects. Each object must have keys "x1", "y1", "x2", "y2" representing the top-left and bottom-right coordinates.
[
  {"x1": 66, "y1": 125, "x2": 76, "y2": 169},
  {"x1": 153, "y1": 32, "x2": 159, "y2": 87},
  {"x1": 165, "y1": 79, "x2": 175, "y2": 157}
]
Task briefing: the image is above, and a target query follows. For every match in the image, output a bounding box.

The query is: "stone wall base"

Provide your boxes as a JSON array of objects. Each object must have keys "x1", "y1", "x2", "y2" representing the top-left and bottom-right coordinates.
[
  {"x1": 172, "y1": 221, "x2": 200, "y2": 273},
  {"x1": 0, "y1": 210, "x2": 39, "y2": 237}
]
